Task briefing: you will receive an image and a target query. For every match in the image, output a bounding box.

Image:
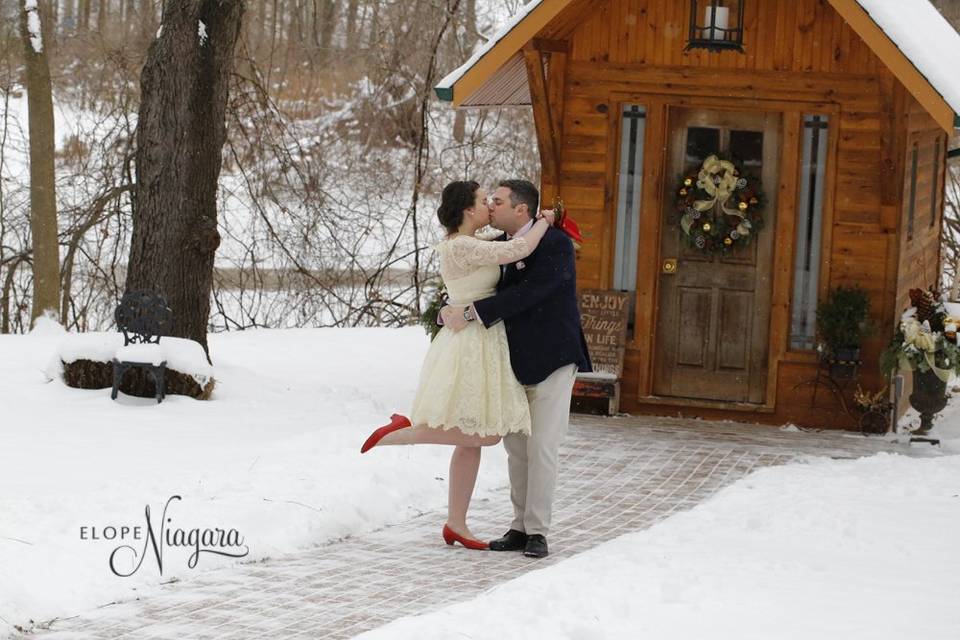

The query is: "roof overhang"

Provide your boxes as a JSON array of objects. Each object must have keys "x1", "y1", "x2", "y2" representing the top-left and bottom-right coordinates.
[
  {"x1": 434, "y1": 0, "x2": 576, "y2": 108},
  {"x1": 828, "y1": 0, "x2": 960, "y2": 134}
]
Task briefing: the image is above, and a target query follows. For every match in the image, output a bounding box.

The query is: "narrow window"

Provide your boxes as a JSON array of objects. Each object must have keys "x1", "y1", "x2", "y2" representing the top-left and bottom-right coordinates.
[
  {"x1": 613, "y1": 105, "x2": 646, "y2": 293},
  {"x1": 789, "y1": 115, "x2": 829, "y2": 351},
  {"x1": 907, "y1": 143, "x2": 918, "y2": 241},
  {"x1": 930, "y1": 137, "x2": 942, "y2": 228}
]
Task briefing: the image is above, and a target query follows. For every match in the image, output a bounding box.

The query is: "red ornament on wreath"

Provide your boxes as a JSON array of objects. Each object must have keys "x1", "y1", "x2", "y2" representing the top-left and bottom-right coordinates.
[{"x1": 674, "y1": 155, "x2": 765, "y2": 255}]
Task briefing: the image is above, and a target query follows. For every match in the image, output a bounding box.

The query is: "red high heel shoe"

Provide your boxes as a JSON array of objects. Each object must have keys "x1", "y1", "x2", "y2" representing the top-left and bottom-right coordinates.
[
  {"x1": 442, "y1": 524, "x2": 488, "y2": 550},
  {"x1": 360, "y1": 414, "x2": 412, "y2": 453}
]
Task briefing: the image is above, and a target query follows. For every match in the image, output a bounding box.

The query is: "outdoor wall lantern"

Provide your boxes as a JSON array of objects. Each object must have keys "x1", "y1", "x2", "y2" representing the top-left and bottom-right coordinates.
[{"x1": 686, "y1": 0, "x2": 745, "y2": 52}]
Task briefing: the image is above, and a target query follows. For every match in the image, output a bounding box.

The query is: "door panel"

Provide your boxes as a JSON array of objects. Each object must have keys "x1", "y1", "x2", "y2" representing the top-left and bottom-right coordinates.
[
  {"x1": 653, "y1": 107, "x2": 779, "y2": 404},
  {"x1": 676, "y1": 288, "x2": 711, "y2": 367}
]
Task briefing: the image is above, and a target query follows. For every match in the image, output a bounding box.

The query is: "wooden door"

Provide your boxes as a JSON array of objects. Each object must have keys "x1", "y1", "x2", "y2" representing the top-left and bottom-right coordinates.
[{"x1": 652, "y1": 108, "x2": 780, "y2": 404}]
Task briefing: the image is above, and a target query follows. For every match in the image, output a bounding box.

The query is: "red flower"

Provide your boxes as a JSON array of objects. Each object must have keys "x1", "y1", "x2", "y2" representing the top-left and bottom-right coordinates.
[
  {"x1": 560, "y1": 215, "x2": 583, "y2": 245},
  {"x1": 551, "y1": 197, "x2": 583, "y2": 249}
]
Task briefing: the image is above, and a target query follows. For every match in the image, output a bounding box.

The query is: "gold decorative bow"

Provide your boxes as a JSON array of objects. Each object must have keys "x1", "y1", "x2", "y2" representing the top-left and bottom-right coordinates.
[{"x1": 694, "y1": 155, "x2": 746, "y2": 219}]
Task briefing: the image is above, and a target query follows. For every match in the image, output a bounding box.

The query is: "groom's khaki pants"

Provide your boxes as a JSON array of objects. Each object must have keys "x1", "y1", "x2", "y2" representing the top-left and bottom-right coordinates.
[{"x1": 503, "y1": 363, "x2": 577, "y2": 537}]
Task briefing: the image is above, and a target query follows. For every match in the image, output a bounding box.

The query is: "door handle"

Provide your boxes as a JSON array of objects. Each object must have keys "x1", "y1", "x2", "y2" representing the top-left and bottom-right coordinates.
[{"x1": 662, "y1": 258, "x2": 678, "y2": 274}]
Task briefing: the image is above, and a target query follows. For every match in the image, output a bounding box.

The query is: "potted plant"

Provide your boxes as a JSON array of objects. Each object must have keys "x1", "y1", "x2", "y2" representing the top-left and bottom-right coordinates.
[
  {"x1": 881, "y1": 287, "x2": 960, "y2": 435},
  {"x1": 816, "y1": 286, "x2": 874, "y2": 378},
  {"x1": 853, "y1": 386, "x2": 893, "y2": 436}
]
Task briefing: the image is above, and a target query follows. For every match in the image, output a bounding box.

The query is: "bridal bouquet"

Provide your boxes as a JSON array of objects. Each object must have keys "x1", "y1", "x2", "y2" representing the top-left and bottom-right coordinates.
[{"x1": 880, "y1": 287, "x2": 960, "y2": 382}]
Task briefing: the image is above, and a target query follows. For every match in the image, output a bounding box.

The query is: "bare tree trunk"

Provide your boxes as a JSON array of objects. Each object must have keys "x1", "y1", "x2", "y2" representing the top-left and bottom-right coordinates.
[
  {"x1": 367, "y1": 0, "x2": 379, "y2": 49},
  {"x1": 318, "y1": 0, "x2": 337, "y2": 61},
  {"x1": 126, "y1": 0, "x2": 245, "y2": 359},
  {"x1": 254, "y1": 0, "x2": 266, "y2": 50},
  {"x1": 79, "y1": 0, "x2": 90, "y2": 30},
  {"x1": 452, "y1": 0, "x2": 477, "y2": 143},
  {"x1": 124, "y1": 0, "x2": 135, "y2": 34},
  {"x1": 62, "y1": 0, "x2": 74, "y2": 29},
  {"x1": 96, "y1": 0, "x2": 107, "y2": 32},
  {"x1": 407, "y1": 0, "x2": 461, "y2": 316},
  {"x1": 947, "y1": 162, "x2": 960, "y2": 300},
  {"x1": 139, "y1": 0, "x2": 157, "y2": 42},
  {"x1": 345, "y1": 0, "x2": 358, "y2": 49},
  {"x1": 19, "y1": 0, "x2": 61, "y2": 326},
  {"x1": 292, "y1": 0, "x2": 303, "y2": 44}
]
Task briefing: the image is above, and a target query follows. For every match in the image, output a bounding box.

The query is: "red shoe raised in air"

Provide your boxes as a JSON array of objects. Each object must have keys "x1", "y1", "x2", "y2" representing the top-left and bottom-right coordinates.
[{"x1": 360, "y1": 414, "x2": 412, "y2": 453}]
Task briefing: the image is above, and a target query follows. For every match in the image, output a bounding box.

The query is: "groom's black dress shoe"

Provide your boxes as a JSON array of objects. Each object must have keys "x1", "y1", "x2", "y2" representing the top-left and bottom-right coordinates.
[
  {"x1": 523, "y1": 534, "x2": 548, "y2": 558},
  {"x1": 488, "y1": 529, "x2": 527, "y2": 551}
]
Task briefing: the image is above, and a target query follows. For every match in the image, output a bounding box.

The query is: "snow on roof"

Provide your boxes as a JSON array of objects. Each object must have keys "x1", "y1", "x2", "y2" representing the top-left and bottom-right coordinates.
[
  {"x1": 856, "y1": 0, "x2": 960, "y2": 118},
  {"x1": 435, "y1": 0, "x2": 543, "y2": 96},
  {"x1": 436, "y1": 0, "x2": 960, "y2": 124}
]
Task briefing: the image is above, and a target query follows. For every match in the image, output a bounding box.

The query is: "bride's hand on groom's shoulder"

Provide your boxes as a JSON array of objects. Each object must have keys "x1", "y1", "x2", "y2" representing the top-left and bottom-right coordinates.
[{"x1": 538, "y1": 209, "x2": 557, "y2": 226}]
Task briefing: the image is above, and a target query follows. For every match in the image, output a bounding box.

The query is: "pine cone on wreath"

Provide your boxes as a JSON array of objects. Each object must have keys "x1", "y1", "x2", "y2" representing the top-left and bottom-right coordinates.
[{"x1": 909, "y1": 287, "x2": 937, "y2": 324}]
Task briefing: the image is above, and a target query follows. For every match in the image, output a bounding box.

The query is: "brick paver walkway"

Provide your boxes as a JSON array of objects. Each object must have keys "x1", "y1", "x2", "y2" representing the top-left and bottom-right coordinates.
[{"x1": 23, "y1": 415, "x2": 932, "y2": 639}]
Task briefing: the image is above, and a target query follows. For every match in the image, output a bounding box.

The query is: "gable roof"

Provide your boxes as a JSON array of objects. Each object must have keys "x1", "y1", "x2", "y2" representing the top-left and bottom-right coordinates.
[
  {"x1": 832, "y1": 0, "x2": 960, "y2": 132},
  {"x1": 434, "y1": 0, "x2": 570, "y2": 108},
  {"x1": 436, "y1": 0, "x2": 960, "y2": 132}
]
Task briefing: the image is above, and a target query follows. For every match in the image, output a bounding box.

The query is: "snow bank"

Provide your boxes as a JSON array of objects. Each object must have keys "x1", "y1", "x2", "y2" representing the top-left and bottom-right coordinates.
[
  {"x1": 0, "y1": 327, "x2": 508, "y2": 632},
  {"x1": 53, "y1": 332, "x2": 213, "y2": 384}
]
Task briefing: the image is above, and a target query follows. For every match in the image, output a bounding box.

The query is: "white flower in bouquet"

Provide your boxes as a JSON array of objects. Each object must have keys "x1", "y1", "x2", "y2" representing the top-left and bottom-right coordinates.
[{"x1": 901, "y1": 318, "x2": 937, "y2": 353}]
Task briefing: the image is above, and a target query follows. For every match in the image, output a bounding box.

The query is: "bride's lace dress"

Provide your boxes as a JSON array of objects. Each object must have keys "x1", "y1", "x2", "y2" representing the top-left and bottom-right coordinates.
[{"x1": 409, "y1": 234, "x2": 532, "y2": 436}]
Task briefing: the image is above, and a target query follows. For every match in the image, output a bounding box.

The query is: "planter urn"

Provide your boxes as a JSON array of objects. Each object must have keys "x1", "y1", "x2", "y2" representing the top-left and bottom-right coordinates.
[{"x1": 909, "y1": 368, "x2": 948, "y2": 435}]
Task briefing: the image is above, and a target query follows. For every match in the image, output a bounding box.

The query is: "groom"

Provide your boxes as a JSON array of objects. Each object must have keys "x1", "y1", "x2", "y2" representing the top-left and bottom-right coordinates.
[{"x1": 441, "y1": 179, "x2": 591, "y2": 558}]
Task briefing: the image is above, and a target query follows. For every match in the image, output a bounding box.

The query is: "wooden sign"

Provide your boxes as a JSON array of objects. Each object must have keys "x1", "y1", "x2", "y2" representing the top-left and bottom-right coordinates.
[{"x1": 578, "y1": 289, "x2": 630, "y2": 378}]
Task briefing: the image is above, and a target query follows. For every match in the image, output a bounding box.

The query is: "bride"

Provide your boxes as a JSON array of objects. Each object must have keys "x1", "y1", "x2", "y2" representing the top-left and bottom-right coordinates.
[{"x1": 361, "y1": 180, "x2": 555, "y2": 550}]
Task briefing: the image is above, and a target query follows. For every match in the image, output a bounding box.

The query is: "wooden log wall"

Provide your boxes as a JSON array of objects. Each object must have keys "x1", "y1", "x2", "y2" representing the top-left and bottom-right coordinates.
[
  {"x1": 532, "y1": 0, "x2": 946, "y2": 427},
  {"x1": 895, "y1": 102, "x2": 947, "y2": 314}
]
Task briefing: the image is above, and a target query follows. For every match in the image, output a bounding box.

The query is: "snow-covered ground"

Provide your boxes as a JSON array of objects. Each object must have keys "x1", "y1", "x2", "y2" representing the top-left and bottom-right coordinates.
[
  {"x1": 0, "y1": 323, "x2": 508, "y2": 633},
  {"x1": 1, "y1": 323, "x2": 958, "y2": 638},
  {"x1": 360, "y1": 451, "x2": 960, "y2": 640}
]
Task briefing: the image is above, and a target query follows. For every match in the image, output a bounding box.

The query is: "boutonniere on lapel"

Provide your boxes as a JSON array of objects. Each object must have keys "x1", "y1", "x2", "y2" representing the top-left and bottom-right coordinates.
[{"x1": 552, "y1": 196, "x2": 583, "y2": 251}]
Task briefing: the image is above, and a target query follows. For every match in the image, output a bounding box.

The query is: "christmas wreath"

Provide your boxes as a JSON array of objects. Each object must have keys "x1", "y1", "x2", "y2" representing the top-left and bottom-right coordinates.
[{"x1": 674, "y1": 155, "x2": 765, "y2": 255}]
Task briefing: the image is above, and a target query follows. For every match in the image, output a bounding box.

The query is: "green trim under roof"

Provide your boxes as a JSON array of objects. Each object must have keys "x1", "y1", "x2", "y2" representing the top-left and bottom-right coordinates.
[
  {"x1": 948, "y1": 147, "x2": 960, "y2": 160},
  {"x1": 955, "y1": 113, "x2": 960, "y2": 128},
  {"x1": 434, "y1": 86, "x2": 453, "y2": 102}
]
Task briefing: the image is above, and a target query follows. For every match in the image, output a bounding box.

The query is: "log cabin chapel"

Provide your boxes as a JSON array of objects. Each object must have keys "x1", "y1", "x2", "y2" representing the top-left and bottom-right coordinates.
[{"x1": 434, "y1": 0, "x2": 960, "y2": 429}]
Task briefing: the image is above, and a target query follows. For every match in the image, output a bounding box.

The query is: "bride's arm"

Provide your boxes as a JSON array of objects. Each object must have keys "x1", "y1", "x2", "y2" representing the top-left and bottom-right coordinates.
[
  {"x1": 509, "y1": 209, "x2": 557, "y2": 262},
  {"x1": 452, "y1": 210, "x2": 557, "y2": 268}
]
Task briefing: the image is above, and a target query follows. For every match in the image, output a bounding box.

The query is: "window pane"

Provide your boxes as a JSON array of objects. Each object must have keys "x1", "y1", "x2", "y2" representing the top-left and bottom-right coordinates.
[
  {"x1": 907, "y1": 144, "x2": 918, "y2": 241},
  {"x1": 931, "y1": 138, "x2": 942, "y2": 228},
  {"x1": 789, "y1": 115, "x2": 829, "y2": 351},
  {"x1": 614, "y1": 105, "x2": 646, "y2": 337},
  {"x1": 614, "y1": 104, "x2": 646, "y2": 302},
  {"x1": 685, "y1": 127, "x2": 719, "y2": 169},
  {"x1": 729, "y1": 129, "x2": 763, "y2": 172}
]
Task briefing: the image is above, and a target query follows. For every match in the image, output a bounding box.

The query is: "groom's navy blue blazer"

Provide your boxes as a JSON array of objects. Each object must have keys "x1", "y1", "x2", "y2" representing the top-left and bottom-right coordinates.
[{"x1": 473, "y1": 226, "x2": 592, "y2": 386}]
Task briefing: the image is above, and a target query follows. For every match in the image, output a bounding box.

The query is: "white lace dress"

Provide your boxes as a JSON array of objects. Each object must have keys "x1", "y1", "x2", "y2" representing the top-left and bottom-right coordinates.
[{"x1": 409, "y1": 234, "x2": 532, "y2": 436}]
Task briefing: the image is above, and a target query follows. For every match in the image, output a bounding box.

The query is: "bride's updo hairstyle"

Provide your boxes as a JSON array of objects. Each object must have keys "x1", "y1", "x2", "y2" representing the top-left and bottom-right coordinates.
[{"x1": 437, "y1": 180, "x2": 480, "y2": 234}]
